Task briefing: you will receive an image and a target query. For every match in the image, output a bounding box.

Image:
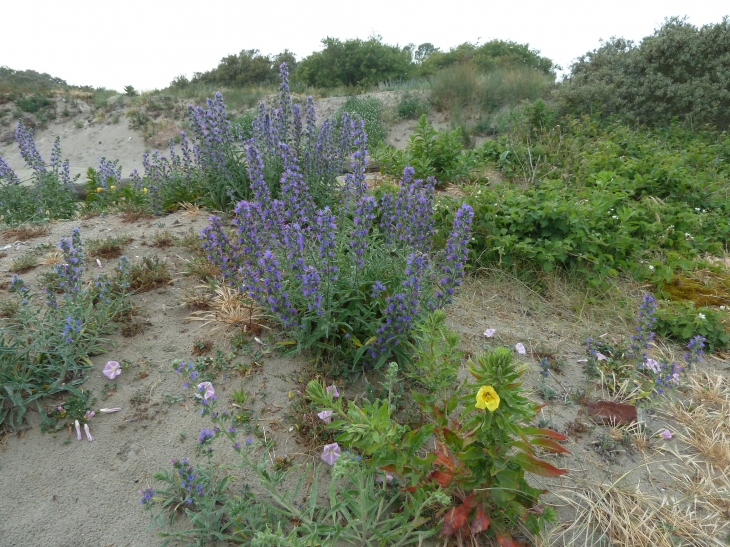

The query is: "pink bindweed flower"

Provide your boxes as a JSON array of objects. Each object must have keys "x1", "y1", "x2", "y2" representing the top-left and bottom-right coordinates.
[
  {"x1": 483, "y1": 328, "x2": 496, "y2": 338},
  {"x1": 85, "y1": 410, "x2": 95, "y2": 420},
  {"x1": 644, "y1": 358, "x2": 660, "y2": 374},
  {"x1": 515, "y1": 343, "x2": 526, "y2": 355},
  {"x1": 103, "y1": 361, "x2": 122, "y2": 380},
  {"x1": 660, "y1": 429, "x2": 672, "y2": 440},
  {"x1": 84, "y1": 423, "x2": 94, "y2": 442},
  {"x1": 57, "y1": 406, "x2": 64, "y2": 412},
  {"x1": 96, "y1": 259, "x2": 103, "y2": 269},
  {"x1": 326, "y1": 385, "x2": 340, "y2": 398},
  {"x1": 376, "y1": 472, "x2": 394, "y2": 484},
  {"x1": 99, "y1": 408, "x2": 121, "y2": 413},
  {"x1": 317, "y1": 410, "x2": 333, "y2": 424},
  {"x1": 197, "y1": 382, "x2": 215, "y2": 400},
  {"x1": 74, "y1": 419, "x2": 82, "y2": 441},
  {"x1": 596, "y1": 353, "x2": 607, "y2": 361},
  {"x1": 321, "y1": 442, "x2": 341, "y2": 465}
]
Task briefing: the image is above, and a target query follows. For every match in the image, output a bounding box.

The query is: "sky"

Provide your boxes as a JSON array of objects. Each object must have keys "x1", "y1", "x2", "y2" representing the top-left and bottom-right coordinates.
[{"x1": 3, "y1": 0, "x2": 728, "y2": 91}]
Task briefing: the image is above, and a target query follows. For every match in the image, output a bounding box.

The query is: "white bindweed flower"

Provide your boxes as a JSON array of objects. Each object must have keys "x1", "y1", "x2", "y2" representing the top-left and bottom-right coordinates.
[
  {"x1": 96, "y1": 259, "x2": 102, "y2": 269},
  {"x1": 99, "y1": 407, "x2": 121, "y2": 413},
  {"x1": 74, "y1": 420, "x2": 82, "y2": 441},
  {"x1": 515, "y1": 343, "x2": 526, "y2": 355},
  {"x1": 84, "y1": 423, "x2": 94, "y2": 442},
  {"x1": 698, "y1": 313, "x2": 706, "y2": 321}
]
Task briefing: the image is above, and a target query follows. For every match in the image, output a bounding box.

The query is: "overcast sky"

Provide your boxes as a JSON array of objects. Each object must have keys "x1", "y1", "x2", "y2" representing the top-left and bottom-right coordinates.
[{"x1": 3, "y1": 1, "x2": 727, "y2": 91}]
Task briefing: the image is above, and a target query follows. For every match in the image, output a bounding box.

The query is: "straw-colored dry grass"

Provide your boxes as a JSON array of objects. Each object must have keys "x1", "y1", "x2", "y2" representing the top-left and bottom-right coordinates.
[
  {"x1": 188, "y1": 284, "x2": 266, "y2": 334},
  {"x1": 550, "y1": 471, "x2": 729, "y2": 546},
  {"x1": 0, "y1": 224, "x2": 50, "y2": 241}
]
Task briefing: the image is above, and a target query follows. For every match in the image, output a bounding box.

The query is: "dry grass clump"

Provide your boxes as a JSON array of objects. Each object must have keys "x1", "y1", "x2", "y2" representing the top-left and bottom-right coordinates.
[
  {"x1": 188, "y1": 284, "x2": 265, "y2": 334},
  {"x1": 551, "y1": 474, "x2": 729, "y2": 546},
  {"x1": 0, "y1": 224, "x2": 50, "y2": 241},
  {"x1": 661, "y1": 373, "x2": 730, "y2": 475}
]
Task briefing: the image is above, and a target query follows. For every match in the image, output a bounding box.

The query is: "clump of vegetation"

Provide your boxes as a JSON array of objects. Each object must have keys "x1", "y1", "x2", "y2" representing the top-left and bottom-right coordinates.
[
  {"x1": 555, "y1": 17, "x2": 730, "y2": 129},
  {"x1": 130, "y1": 256, "x2": 171, "y2": 292},
  {"x1": 0, "y1": 229, "x2": 132, "y2": 429},
  {"x1": 337, "y1": 95, "x2": 387, "y2": 147}
]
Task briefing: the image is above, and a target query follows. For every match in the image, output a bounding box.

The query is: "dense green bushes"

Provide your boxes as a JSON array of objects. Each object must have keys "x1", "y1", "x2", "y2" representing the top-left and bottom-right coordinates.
[
  {"x1": 419, "y1": 40, "x2": 558, "y2": 76},
  {"x1": 185, "y1": 49, "x2": 297, "y2": 88},
  {"x1": 556, "y1": 17, "x2": 730, "y2": 129},
  {"x1": 432, "y1": 116, "x2": 730, "y2": 285},
  {"x1": 296, "y1": 36, "x2": 413, "y2": 88}
]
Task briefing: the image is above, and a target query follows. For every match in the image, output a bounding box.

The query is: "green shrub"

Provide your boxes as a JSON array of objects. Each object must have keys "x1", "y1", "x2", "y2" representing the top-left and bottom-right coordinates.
[
  {"x1": 396, "y1": 92, "x2": 429, "y2": 120},
  {"x1": 374, "y1": 115, "x2": 473, "y2": 184},
  {"x1": 16, "y1": 93, "x2": 51, "y2": 113},
  {"x1": 431, "y1": 117, "x2": 730, "y2": 286},
  {"x1": 191, "y1": 49, "x2": 297, "y2": 88},
  {"x1": 419, "y1": 40, "x2": 559, "y2": 77},
  {"x1": 655, "y1": 302, "x2": 729, "y2": 351},
  {"x1": 338, "y1": 96, "x2": 387, "y2": 146},
  {"x1": 555, "y1": 17, "x2": 730, "y2": 129},
  {"x1": 296, "y1": 36, "x2": 413, "y2": 88}
]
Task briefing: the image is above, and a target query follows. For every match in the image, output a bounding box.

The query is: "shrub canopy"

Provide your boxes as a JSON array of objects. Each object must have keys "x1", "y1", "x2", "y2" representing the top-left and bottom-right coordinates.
[
  {"x1": 295, "y1": 36, "x2": 413, "y2": 87},
  {"x1": 556, "y1": 17, "x2": 730, "y2": 129},
  {"x1": 191, "y1": 49, "x2": 297, "y2": 87}
]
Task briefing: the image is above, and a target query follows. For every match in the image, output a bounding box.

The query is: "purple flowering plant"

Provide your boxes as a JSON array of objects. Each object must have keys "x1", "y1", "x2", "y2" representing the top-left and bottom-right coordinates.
[
  {"x1": 0, "y1": 123, "x2": 77, "y2": 225},
  {"x1": 584, "y1": 293, "x2": 708, "y2": 401},
  {"x1": 0, "y1": 229, "x2": 133, "y2": 429},
  {"x1": 203, "y1": 145, "x2": 474, "y2": 373}
]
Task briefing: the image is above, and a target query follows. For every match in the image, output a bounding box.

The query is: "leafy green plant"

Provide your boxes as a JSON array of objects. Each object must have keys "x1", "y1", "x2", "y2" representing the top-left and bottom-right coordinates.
[
  {"x1": 130, "y1": 256, "x2": 171, "y2": 292},
  {"x1": 375, "y1": 115, "x2": 473, "y2": 184},
  {"x1": 16, "y1": 93, "x2": 51, "y2": 113},
  {"x1": 307, "y1": 311, "x2": 567, "y2": 544},
  {"x1": 655, "y1": 302, "x2": 729, "y2": 351},
  {"x1": 0, "y1": 230, "x2": 132, "y2": 429},
  {"x1": 396, "y1": 92, "x2": 429, "y2": 120},
  {"x1": 123, "y1": 85, "x2": 137, "y2": 97}
]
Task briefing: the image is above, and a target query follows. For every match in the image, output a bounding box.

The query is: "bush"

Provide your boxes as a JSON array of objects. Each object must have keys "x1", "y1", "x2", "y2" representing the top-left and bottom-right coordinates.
[
  {"x1": 419, "y1": 40, "x2": 559, "y2": 76},
  {"x1": 191, "y1": 49, "x2": 297, "y2": 88},
  {"x1": 202, "y1": 159, "x2": 474, "y2": 374},
  {"x1": 374, "y1": 115, "x2": 473, "y2": 185},
  {"x1": 396, "y1": 92, "x2": 429, "y2": 120},
  {"x1": 555, "y1": 17, "x2": 730, "y2": 129},
  {"x1": 296, "y1": 36, "x2": 413, "y2": 88},
  {"x1": 16, "y1": 93, "x2": 51, "y2": 113},
  {"x1": 431, "y1": 116, "x2": 730, "y2": 286},
  {"x1": 337, "y1": 95, "x2": 387, "y2": 147}
]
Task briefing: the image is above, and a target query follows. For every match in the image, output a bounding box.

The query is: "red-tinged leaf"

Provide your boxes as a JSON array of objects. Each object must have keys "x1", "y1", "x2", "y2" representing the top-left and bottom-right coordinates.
[
  {"x1": 402, "y1": 486, "x2": 418, "y2": 493},
  {"x1": 470, "y1": 504, "x2": 491, "y2": 534},
  {"x1": 496, "y1": 533, "x2": 523, "y2": 547},
  {"x1": 440, "y1": 494, "x2": 477, "y2": 536},
  {"x1": 513, "y1": 452, "x2": 568, "y2": 477},
  {"x1": 511, "y1": 439, "x2": 536, "y2": 456},
  {"x1": 521, "y1": 426, "x2": 568, "y2": 441},
  {"x1": 442, "y1": 427, "x2": 464, "y2": 450},
  {"x1": 434, "y1": 442, "x2": 456, "y2": 470},
  {"x1": 530, "y1": 437, "x2": 571, "y2": 454},
  {"x1": 431, "y1": 470, "x2": 453, "y2": 488},
  {"x1": 380, "y1": 464, "x2": 397, "y2": 473}
]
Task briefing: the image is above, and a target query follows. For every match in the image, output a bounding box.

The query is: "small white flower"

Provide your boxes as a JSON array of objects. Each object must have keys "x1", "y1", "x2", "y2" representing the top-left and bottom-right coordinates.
[
  {"x1": 611, "y1": 215, "x2": 618, "y2": 219},
  {"x1": 695, "y1": 207, "x2": 700, "y2": 211},
  {"x1": 483, "y1": 328, "x2": 496, "y2": 338},
  {"x1": 698, "y1": 313, "x2": 706, "y2": 321},
  {"x1": 648, "y1": 265, "x2": 655, "y2": 271},
  {"x1": 74, "y1": 419, "x2": 82, "y2": 441},
  {"x1": 515, "y1": 343, "x2": 526, "y2": 355}
]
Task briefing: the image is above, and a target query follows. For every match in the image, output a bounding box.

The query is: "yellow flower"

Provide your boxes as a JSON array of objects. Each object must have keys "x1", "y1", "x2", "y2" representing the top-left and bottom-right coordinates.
[
  {"x1": 143, "y1": 187, "x2": 148, "y2": 194},
  {"x1": 110, "y1": 185, "x2": 117, "y2": 190},
  {"x1": 475, "y1": 385, "x2": 500, "y2": 411},
  {"x1": 96, "y1": 187, "x2": 103, "y2": 193}
]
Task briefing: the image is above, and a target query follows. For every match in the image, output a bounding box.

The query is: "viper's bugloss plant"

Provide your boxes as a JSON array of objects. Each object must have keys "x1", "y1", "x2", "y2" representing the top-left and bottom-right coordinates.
[
  {"x1": 0, "y1": 122, "x2": 77, "y2": 225},
  {"x1": 0, "y1": 228, "x2": 133, "y2": 429},
  {"x1": 203, "y1": 143, "x2": 474, "y2": 372},
  {"x1": 307, "y1": 311, "x2": 568, "y2": 543}
]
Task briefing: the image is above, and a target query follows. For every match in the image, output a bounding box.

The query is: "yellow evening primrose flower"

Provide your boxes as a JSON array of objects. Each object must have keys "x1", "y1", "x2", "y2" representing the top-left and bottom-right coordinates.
[
  {"x1": 475, "y1": 385, "x2": 500, "y2": 411},
  {"x1": 143, "y1": 187, "x2": 148, "y2": 194},
  {"x1": 96, "y1": 187, "x2": 103, "y2": 193},
  {"x1": 110, "y1": 185, "x2": 117, "y2": 190}
]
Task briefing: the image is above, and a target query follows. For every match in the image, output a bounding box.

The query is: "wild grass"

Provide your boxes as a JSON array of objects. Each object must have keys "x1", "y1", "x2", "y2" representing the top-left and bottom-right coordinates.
[
  {"x1": 188, "y1": 284, "x2": 266, "y2": 334},
  {"x1": 430, "y1": 63, "x2": 554, "y2": 119}
]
